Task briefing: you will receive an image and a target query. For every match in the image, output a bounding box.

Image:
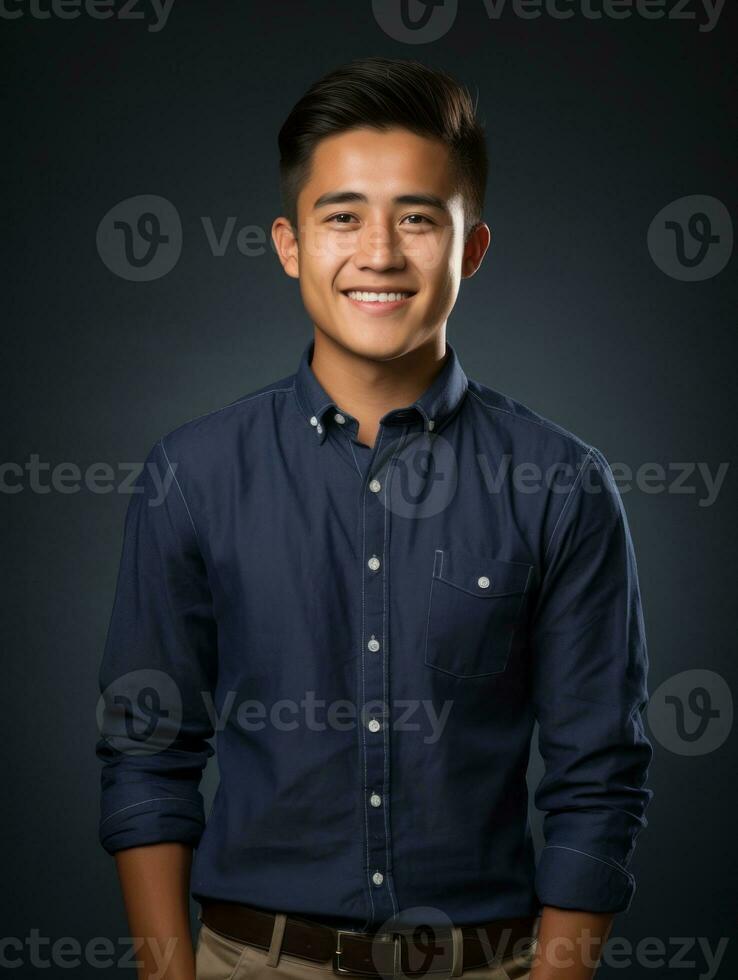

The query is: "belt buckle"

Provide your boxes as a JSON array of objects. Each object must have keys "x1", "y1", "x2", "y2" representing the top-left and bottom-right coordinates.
[{"x1": 334, "y1": 929, "x2": 400, "y2": 978}]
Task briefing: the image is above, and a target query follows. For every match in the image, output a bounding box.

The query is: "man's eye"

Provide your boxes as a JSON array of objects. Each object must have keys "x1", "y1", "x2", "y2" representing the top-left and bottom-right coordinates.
[
  {"x1": 401, "y1": 214, "x2": 434, "y2": 226},
  {"x1": 328, "y1": 213, "x2": 358, "y2": 225}
]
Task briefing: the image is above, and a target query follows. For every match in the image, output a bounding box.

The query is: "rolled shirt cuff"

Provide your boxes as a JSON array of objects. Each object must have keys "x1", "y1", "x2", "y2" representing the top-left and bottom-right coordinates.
[
  {"x1": 535, "y1": 843, "x2": 636, "y2": 913},
  {"x1": 99, "y1": 795, "x2": 205, "y2": 855}
]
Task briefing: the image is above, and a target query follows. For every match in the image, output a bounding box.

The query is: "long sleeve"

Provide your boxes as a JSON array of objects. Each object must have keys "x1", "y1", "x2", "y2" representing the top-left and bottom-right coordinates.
[
  {"x1": 530, "y1": 445, "x2": 654, "y2": 913},
  {"x1": 95, "y1": 438, "x2": 218, "y2": 855}
]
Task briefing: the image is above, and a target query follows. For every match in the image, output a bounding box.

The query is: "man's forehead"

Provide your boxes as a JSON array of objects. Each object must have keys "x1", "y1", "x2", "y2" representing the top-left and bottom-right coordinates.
[
  {"x1": 303, "y1": 131, "x2": 456, "y2": 205},
  {"x1": 310, "y1": 128, "x2": 451, "y2": 177}
]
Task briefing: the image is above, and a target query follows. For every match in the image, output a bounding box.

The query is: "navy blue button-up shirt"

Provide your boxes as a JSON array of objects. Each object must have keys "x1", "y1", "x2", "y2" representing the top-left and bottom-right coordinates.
[{"x1": 96, "y1": 338, "x2": 653, "y2": 929}]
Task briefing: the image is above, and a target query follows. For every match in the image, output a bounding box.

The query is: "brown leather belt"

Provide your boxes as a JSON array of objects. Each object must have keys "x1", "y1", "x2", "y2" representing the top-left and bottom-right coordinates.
[{"x1": 199, "y1": 899, "x2": 540, "y2": 978}]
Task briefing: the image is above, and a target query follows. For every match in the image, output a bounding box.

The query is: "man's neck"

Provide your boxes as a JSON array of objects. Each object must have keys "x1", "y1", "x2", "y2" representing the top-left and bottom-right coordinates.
[{"x1": 309, "y1": 329, "x2": 448, "y2": 449}]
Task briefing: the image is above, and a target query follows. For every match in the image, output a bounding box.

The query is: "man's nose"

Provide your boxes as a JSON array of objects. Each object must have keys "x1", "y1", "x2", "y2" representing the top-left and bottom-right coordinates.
[{"x1": 355, "y1": 218, "x2": 405, "y2": 268}]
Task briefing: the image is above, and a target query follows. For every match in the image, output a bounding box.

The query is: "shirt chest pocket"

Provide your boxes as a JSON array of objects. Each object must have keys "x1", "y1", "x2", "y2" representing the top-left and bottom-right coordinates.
[{"x1": 424, "y1": 548, "x2": 533, "y2": 678}]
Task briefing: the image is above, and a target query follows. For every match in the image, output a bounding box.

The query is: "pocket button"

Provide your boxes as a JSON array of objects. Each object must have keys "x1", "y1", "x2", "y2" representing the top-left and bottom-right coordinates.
[{"x1": 424, "y1": 549, "x2": 533, "y2": 678}]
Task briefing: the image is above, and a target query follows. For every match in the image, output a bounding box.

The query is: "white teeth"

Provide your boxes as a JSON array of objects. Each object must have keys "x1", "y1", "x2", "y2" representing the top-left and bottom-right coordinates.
[{"x1": 346, "y1": 291, "x2": 412, "y2": 303}]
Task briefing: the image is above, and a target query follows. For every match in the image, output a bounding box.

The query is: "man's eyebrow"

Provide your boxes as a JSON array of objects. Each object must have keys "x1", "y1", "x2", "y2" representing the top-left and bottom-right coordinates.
[{"x1": 312, "y1": 191, "x2": 450, "y2": 214}]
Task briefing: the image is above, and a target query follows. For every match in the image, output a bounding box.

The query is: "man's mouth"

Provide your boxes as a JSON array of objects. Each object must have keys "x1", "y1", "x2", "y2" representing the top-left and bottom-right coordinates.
[
  {"x1": 340, "y1": 289, "x2": 416, "y2": 313},
  {"x1": 343, "y1": 290, "x2": 415, "y2": 303}
]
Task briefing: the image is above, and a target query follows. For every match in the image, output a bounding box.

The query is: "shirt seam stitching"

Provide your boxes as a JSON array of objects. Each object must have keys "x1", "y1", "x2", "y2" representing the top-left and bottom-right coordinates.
[
  {"x1": 168, "y1": 385, "x2": 295, "y2": 436},
  {"x1": 101, "y1": 796, "x2": 200, "y2": 826},
  {"x1": 382, "y1": 427, "x2": 408, "y2": 917},
  {"x1": 542, "y1": 844, "x2": 634, "y2": 882},
  {"x1": 542, "y1": 447, "x2": 596, "y2": 560},
  {"x1": 159, "y1": 437, "x2": 199, "y2": 543},
  {"x1": 466, "y1": 388, "x2": 594, "y2": 453}
]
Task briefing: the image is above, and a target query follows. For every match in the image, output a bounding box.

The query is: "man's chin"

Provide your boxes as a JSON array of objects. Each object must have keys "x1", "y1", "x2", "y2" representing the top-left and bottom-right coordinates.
[{"x1": 319, "y1": 322, "x2": 423, "y2": 363}]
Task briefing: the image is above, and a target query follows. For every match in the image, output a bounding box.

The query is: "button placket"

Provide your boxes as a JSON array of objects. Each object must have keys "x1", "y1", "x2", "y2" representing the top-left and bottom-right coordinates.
[{"x1": 359, "y1": 429, "x2": 405, "y2": 922}]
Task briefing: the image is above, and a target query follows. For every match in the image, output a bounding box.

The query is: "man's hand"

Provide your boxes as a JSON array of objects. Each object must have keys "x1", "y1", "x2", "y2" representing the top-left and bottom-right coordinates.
[{"x1": 528, "y1": 906, "x2": 615, "y2": 979}]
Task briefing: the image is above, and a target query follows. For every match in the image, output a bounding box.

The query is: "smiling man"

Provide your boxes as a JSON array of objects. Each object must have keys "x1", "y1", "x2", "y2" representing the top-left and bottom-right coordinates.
[
  {"x1": 96, "y1": 57, "x2": 653, "y2": 980},
  {"x1": 272, "y1": 121, "x2": 477, "y2": 451}
]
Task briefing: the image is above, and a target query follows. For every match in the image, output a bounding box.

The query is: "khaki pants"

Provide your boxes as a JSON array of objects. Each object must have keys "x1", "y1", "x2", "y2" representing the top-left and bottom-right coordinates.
[{"x1": 195, "y1": 914, "x2": 540, "y2": 980}]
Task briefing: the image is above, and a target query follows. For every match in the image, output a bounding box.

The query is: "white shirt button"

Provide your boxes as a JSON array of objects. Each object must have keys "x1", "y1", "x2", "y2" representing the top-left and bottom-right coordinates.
[
  {"x1": 367, "y1": 636, "x2": 380, "y2": 653},
  {"x1": 372, "y1": 871, "x2": 384, "y2": 886},
  {"x1": 369, "y1": 479, "x2": 381, "y2": 493},
  {"x1": 428, "y1": 419, "x2": 435, "y2": 430},
  {"x1": 478, "y1": 576, "x2": 490, "y2": 589},
  {"x1": 309, "y1": 416, "x2": 318, "y2": 427},
  {"x1": 368, "y1": 718, "x2": 381, "y2": 733},
  {"x1": 316, "y1": 423, "x2": 323, "y2": 434},
  {"x1": 370, "y1": 793, "x2": 382, "y2": 808},
  {"x1": 368, "y1": 556, "x2": 380, "y2": 571},
  {"x1": 334, "y1": 413, "x2": 346, "y2": 424}
]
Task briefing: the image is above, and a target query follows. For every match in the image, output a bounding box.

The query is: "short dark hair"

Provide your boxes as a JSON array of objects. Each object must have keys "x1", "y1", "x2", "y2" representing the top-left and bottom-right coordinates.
[{"x1": 277, "y1": 57, "x2": 488, "y2": 242}]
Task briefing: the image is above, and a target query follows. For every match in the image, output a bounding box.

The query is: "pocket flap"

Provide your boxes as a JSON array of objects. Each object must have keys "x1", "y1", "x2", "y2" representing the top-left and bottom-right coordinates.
[{"x1": 434, "y1": 548, "x2": 533, "y2": 598}]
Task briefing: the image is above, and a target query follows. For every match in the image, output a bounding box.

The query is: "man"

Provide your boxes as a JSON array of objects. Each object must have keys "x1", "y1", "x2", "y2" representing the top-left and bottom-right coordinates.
[{"x1": 96, "y1": 57, "x2": 653, "y2": 980}]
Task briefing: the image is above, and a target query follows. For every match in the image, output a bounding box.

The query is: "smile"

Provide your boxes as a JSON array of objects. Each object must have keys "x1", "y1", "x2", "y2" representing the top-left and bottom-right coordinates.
[{"x1": 340, "y1": 290, "x2": 416, "y2": 314}]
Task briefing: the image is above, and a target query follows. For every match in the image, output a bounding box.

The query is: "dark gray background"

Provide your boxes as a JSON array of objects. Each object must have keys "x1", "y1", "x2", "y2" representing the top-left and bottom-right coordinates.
[{"x1": 2, "y1": 1, "x2": 736, "y2": 977}]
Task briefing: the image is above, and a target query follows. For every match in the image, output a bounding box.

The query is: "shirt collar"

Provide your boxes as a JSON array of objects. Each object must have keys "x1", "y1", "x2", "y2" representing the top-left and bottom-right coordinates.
[{"x1": 293, "y1": 337, "x2": 469, "y2": 445}]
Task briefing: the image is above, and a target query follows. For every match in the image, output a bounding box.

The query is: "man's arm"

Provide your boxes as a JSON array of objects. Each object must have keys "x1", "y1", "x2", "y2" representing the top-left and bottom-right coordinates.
[
  {"x1": 95, "y1": 438, "x2": 217, "y2": 978},
  {"x1": 530, "y1": 907, "x2": 614, "y2": 979},
  {"x1": 115, "y1": 844, "x2": 196, "y2": 980},
  {"x1": 529, "y1": 446, "x2": 654, "y2": 968}
]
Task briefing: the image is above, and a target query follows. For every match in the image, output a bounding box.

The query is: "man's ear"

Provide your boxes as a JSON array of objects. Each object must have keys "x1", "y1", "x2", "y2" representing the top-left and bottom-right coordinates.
[
  {"x1": 272, "y1": 216, "x2": 300, "y2": 279},
  {"x1": 461, "y1": 222, "x2": 491, "y2": 280}
]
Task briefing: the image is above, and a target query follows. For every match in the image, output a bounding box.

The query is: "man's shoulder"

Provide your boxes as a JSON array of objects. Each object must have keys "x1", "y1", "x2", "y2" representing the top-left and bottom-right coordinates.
[
  {"x1": 465, "y1": 376, "x2": 596, "y2": 465},
  {"x1": 157, "y1": 371, "x2": 297, "y2": 457}
]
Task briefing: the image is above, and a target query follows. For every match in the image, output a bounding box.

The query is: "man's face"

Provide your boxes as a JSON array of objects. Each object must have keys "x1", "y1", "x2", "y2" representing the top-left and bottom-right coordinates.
[{"x1": 273, "y1": 126, "x2": 488, "y2": 362}]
